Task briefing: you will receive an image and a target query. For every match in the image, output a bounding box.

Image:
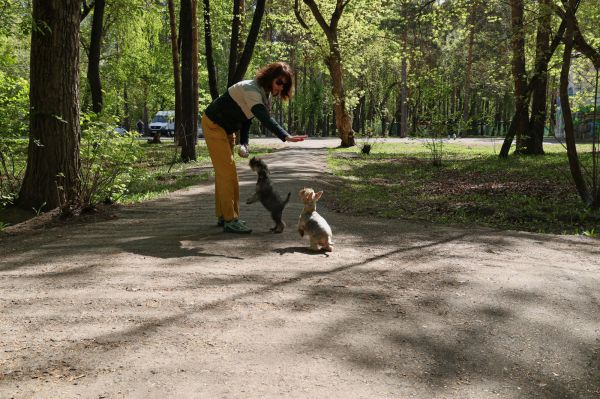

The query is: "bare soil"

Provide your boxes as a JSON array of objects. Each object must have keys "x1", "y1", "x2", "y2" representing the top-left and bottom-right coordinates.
[{"x1": 1, "y1": 139, "x2": 599, "y2": 398}]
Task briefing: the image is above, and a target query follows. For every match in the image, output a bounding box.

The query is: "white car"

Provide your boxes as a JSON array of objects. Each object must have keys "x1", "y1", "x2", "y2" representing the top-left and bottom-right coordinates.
[{"x1": 149, "y1": 111, "x2": 175, "y2": 137}]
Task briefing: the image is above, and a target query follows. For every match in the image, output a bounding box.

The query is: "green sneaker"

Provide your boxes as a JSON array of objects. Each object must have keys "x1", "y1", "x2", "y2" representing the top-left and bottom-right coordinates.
[
  {"x1": 218, "y1": 217, "x2": 245, "y2": 227},
  {"x1": 224, "y1": 219, "x2": 252, "y2": 234}
]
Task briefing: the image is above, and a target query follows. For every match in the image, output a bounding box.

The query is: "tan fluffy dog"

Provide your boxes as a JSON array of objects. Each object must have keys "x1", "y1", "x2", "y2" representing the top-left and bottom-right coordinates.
[{"x1": 297, "y1": 188, "x2": 333, "y2": 252}]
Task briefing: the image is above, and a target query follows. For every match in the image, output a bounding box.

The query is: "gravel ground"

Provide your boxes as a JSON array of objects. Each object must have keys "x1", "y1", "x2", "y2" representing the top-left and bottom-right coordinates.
[{"x1": 1, "y1": 139, "x2": 599, "y2": 398}]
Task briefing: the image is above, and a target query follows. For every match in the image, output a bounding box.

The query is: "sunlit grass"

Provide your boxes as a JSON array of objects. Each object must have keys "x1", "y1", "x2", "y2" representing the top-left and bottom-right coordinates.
[
  {"x1": 118, "y1": 140, "x2": 277, "y2": 204},
  {"x1": 327, "y1": 141, "x2": 600, "y2": 234}
]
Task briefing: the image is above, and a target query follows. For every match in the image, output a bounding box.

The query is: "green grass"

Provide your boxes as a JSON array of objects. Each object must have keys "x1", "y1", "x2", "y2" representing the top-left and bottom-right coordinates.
[
  {"x1": 327, "y1": 141, "x2": 600, "y2": 234},
  {"x1": 0, "y1": 139, "x2": 278, "y2": 224},
  {"x1": 118, "y1": 140, "x2": 277, "y2": 204}
]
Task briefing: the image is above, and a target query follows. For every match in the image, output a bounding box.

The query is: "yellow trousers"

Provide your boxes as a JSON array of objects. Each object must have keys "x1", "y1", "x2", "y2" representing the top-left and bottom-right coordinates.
[{"x1": 202, "y1": 114, "x2": 239, "y2": 222}]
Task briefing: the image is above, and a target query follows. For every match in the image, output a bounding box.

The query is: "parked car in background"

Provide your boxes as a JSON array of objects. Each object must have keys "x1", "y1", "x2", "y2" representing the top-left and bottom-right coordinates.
[
  {"x1": 149, "y1": 110, "x2": 175, "y2": 137},
  {"x1": 147, "y1": 111, "x2": 204, "y2": 139}
]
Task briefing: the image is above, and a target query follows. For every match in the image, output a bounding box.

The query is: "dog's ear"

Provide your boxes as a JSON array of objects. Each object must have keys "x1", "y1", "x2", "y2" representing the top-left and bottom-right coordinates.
[{"x1": 315, "y1": 191, "x2": 323, "y2": 201}]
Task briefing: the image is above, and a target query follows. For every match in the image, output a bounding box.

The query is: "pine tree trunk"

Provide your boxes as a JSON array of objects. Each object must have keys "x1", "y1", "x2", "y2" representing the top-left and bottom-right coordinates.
[
  {"x1": 192, "y1": 0, "x2": 199, "y2": 146},
  {"x1": 228, "y1": 0, "x2": 242, "y2": 86},
  {"x1": 88, "y1": 0, "x2": 105, "y2": 114},
  {"x1": 500, "y1": 0, "x2": 529, "y2": 157},
  {"x1": 462, "y1": 1, "x2": 477, "y2": 133},
  {"x1": 167, "y1": 0, "x2": 183, "y2": 142},
  {"x1": 202, "y1": 0, "x2": 219, "y2": 99},
  {"x1": 400, "y1": 31, "x2": 408, "y2": 138},
  {"x1": 167, "y1": 0, "x2": 183, "y2": 143},
  {"x1": 524, "y1": 0, "x2": 551, "y2": 154},
  {"x1": 231, "y1": 0, "x2": 266, "y2": 84},
  {"x1": 560, "y1": 1, "x2": 591, "y2": 204},
  {"x1": 179, "y1": 0, "x2": 197, "y2": 161},
  {"x1": 19, "y1": 0, "x2": 81, "y2": 210}
]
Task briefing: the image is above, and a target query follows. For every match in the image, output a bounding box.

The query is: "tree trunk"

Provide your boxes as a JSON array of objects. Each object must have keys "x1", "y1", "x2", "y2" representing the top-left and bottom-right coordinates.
[
  {"x1": 179, "y1": 0, "x2": 197, "y2": 161},
  {"x1": 326, "y1": 53, "x2": 354, "y2": 146},
  {"x1": 19, "y1": 0, "x2": 81, "y2": 210},
  {"x1": 192, "y1": 0, "x2": 199, "y2": 146},
  {"x1": 231, "y1": 0, "x2": 266, "y2": 84},
  {"x1": 123, "y1": 85, "x2": 130, "y2": 131},
  {"x1": 560, "y1": 0, "x2": 590, "y2": 204},
  {"x1": 352, "y1": 94, "x2": 364, "y2": 132},
  {"x1": 202, "y1": 0, "x2": 219, "y2": 99},
  {"x1": 501, "y1": 8, "x2": 567, "y2": 157},
  {"x1": 500, "y1": 0, "x2": 529, "y2": 157},
  {"x1": 295, "y1": 0, "x2": 355, "y2": 147},
  {"x1": 462, "y1": 1, "x2": 477, "y2": 132},
  {"x1": 400, "y1": 31, "x2": 408, "y2": 138},
  {"x1": 228, "y1": 0, "x2": 242, "y2": 86},
  {"x1": 167, "y1": 0, "x2": 183, "y2": 143},
  {"x1": 524, "y1": 0, "x2": 552, "y2": 154},
  {"x1": 88, "y1": 0, "x2": 105, "y2": 114}
]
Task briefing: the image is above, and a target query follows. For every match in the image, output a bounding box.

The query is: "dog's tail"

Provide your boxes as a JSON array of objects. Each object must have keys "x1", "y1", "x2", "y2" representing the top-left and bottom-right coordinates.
[{"x1": 283, "y1": 192, "x2": 291, "y2": 206}]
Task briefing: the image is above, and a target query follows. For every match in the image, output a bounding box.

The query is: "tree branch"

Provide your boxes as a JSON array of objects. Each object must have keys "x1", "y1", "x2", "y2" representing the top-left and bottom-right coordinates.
[
  {"x1": 416, "y1": 0, "x2": 437, "y2": 15},
  {"x1": 302, "y1": 0, "x2": 333, "y2": 41},
  {"x1": 552, "y1": 1, "x2": 599, "y2": 68},
  {"x1": 232, "y1": 0, "x2": 266, "y2": 83},
  {"x1": 573, "y1": 21, "x2": 600, "y2": 69},
  {"x1": 81, "y1": 0, "x2": 95, "y2": 21},
  {"x1": 525, "y1": 17, "x2": 567, "y2": 95},
  {"x1": 294, "y1": 0, "x2": 310, "y2": 30},
  {"x1": 331, "y1": 0, "x2": 347, "y2": 32}
]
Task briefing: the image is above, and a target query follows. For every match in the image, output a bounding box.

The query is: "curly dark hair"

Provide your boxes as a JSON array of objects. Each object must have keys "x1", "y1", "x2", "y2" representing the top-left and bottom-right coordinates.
[{"x1": 255, "y1": 61, "x2": 294, "y2": 100}]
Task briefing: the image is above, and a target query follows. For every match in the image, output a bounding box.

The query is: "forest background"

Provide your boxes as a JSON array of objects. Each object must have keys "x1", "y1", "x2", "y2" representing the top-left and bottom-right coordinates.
[{"x1": 0, "y1": 0, "x2": 599, "y2": 233}]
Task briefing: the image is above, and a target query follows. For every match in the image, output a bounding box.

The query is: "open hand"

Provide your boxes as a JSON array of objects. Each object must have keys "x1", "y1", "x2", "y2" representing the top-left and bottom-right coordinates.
[{"x1": 286, "y1": 135, "x2": 308, "y2": 142}]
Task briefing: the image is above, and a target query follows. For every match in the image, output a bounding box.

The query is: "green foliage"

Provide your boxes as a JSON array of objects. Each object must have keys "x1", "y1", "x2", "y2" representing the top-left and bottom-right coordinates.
[
  {"x1": 0, "y1": 71, "x2": 28, "y2": 137},
  {"x1": 79, "y1": 0, "x2": 175, "y2": 123},
  {"x1": 582, "y1": 228, "x2": 597, "y2": 237},
  {"x1": 120, "y1": 141, "x2": 211, "y2": 204},
  {"x1": 0, "y1": 138, "x2": 26, "y2": 207},
  {"x1": 32, "y1": 201, "x2": 46, "y2": 216},
  {"x1": 77, "y1": 116, "x2": 143, "y2": 209}
]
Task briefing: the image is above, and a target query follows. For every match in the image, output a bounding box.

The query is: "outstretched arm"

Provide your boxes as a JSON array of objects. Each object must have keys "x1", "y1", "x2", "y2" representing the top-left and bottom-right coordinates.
[{"x1": 251, "y1": 104, "x2": 307, "y2": 142}]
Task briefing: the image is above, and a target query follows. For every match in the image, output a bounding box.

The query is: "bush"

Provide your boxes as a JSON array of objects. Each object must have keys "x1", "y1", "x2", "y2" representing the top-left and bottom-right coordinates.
[
  {"x1": 0, "y1": 71, "x2": 29, "y2": 208},
  {"x1": 0, "y1": 138, "x2": 26, "y2": 207},
  {"x1": 77, "y1": 118, "x2": 143, "y2": 210},
  {"x1": 0, "y1": 71, "x2": 29, "y2": 138}
]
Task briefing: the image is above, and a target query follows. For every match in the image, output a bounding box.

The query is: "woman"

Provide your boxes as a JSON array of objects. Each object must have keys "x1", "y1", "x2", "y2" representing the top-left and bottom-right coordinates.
[{"x1": 202, "y1": 61, "x2": 307, "y2": 234}]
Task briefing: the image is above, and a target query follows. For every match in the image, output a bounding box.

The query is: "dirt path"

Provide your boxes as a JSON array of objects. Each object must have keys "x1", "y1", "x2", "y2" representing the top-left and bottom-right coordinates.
[{"x1": 1, "y1": 141, "x2": 599, "y2": 398}]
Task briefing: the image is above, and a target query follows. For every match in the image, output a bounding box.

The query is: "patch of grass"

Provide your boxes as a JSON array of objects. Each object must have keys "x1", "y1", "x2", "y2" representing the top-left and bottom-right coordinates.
[
  {"x1": 327, "y1": 142, "x2": 600, "y2": 234},
  {"x1": 0, "y1": 137, "x2": 281, "y2": 227},
  {"x1": 118, "y1": 140, "x2": 277, "y2": 204}
]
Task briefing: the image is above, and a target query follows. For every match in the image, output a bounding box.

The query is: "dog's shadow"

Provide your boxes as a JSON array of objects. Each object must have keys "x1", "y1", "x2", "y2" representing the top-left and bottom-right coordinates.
[{"x1": 274, "y1": 246, "x2": 331, "y2": 257}]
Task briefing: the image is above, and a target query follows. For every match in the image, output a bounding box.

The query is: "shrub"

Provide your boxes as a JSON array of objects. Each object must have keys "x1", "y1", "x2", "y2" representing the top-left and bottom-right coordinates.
[
  {"x1": 76, "y1": 118, "x2": 143, "y2": 210},
  {"x1": 0, "y1": 71, "x2": 29, "y2": 138},
  {"x1": 0, "y1": 138, "x2": 26, "y2": 207}
]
